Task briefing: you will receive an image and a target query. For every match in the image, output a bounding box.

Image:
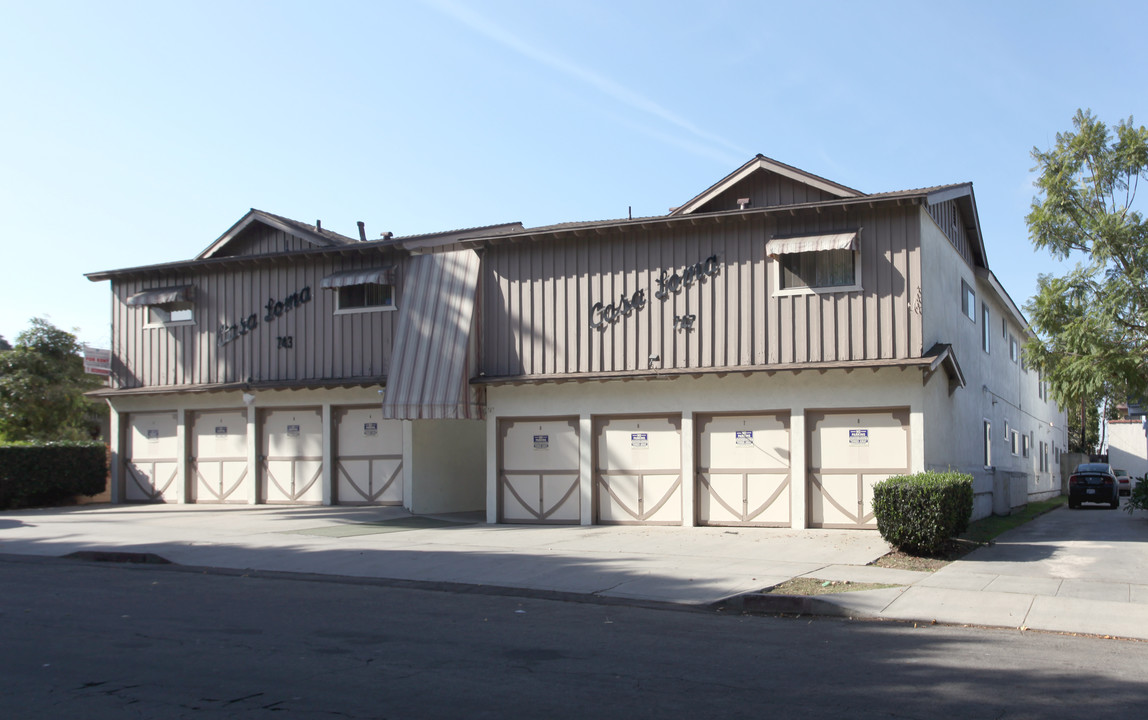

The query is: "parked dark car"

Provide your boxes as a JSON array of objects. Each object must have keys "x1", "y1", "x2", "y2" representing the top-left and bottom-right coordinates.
[{"x1": 1068, "y1": 463, "x2": 1120, "y2": 509}]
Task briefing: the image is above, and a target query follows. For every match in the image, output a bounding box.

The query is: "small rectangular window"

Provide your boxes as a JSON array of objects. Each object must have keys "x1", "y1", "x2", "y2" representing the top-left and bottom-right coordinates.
[
  {"x1": 961, "y1": 280, "x2": 976, "y2": 321},
  {"x1": 147, "y1": 301, "x2": 195, "y2": 327},
  {"x1": 1022, "y1": 433, "x2": 1030, "y2": 458},
  {"x1": 1009, "y1": 335, "x2": 1018, "y2": 363},
  {"x1": 982, "y1": 304, "x2": 991, "y2": 353},
  {"x1": 336, "y1": 283, "x2": 394, "y2": 312},
  {"x1": 778, "y1": 249, "x2": 857, "y2": 291},
  {"x1": 1010, "y1": 430, "x2": 1019, "y2": 455}
]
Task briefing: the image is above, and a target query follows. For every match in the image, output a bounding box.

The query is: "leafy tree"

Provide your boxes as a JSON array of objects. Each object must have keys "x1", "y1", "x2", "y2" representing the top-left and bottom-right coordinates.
[
  {"x1": 1024, "y1": 109, "x2": 1148, "y2": 433},
  {"x1": 0, "y1": 318, "x2": 105, "y2": 441},
  {"x1": 0, "y1": 335, "x2": 11, "y2": 351}
]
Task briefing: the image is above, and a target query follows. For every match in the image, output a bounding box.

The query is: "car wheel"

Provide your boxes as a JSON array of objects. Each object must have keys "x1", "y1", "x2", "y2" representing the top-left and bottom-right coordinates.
[
  {"x1": 1068, "y1": 500, "x2": 1078, "y2": 509},
  {"x1": 1111, "y1": 498, "x2": 1120, "y2": 509}
]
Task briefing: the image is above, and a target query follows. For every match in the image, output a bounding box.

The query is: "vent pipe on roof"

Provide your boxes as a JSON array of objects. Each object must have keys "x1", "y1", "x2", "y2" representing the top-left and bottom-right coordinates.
[
  {"x1": 357, "y1": 221, "x2": 367, "y2": 242},
  {"x1": 316, "y1": 219, "x2": 322, "y2": 231},
  {"x1": 381, "y1": 231, "x2": 393, "y2": 239}
]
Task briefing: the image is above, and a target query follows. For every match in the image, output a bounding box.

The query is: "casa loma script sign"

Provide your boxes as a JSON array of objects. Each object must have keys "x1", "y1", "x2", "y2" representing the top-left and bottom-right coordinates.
[
  {"x1": 589, "y1": 255, "x2": 720, "y2": 331},
  {"x1": 218, "y1": 286, "x2": 313, "y2": 346}
]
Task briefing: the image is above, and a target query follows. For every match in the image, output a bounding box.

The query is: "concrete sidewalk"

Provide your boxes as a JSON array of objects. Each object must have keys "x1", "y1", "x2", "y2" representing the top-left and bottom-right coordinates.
[
  {"x1": 1, "y1": 503, "x2": 1146, "y2": 640},
  {"x1": 0, "y1": 503, "x2": 889, "y2": 605},
  {"x1": 737, "y1": 505, "x2": 1148, "y2": 641}
]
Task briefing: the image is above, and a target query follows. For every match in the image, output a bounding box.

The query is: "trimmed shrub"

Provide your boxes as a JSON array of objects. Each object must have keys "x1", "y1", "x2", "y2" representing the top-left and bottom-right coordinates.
[
  {"x1": 0, "y1": 442, "x2": 108, "y2": 510},
  {"x1": 872, "y1": 471, "x2": 974, "y2": 555}
]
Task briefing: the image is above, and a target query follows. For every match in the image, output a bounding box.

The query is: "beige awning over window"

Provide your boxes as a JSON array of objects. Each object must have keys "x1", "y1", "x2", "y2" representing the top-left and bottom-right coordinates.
[
  {"x1": 766, "y1": 231, "x2": 859, "y2": 258},
  {"x1": 381, "y1": 251, "x2": 483, "y2": 420},
  {"x1": 320, "y1": 267, "x2": 396, "y2": 289},
  {"x1": 125, "y1": 286, "x2": 193, "y2": 306}
]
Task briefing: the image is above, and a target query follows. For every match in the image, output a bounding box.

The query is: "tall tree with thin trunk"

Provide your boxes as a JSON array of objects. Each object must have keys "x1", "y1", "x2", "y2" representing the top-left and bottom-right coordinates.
[{"x1": 1024, "y1": 109, "x2": 1148, "y2": 423}]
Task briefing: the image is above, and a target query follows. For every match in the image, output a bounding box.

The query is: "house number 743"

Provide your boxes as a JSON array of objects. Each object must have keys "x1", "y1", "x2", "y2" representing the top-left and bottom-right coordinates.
[{"x1": 277, "y1": 336, "x2": 294, "y2": 349}]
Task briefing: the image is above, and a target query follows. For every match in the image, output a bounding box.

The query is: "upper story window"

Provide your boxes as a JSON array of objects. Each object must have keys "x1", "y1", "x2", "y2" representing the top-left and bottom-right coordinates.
[
  {"x1": 338, "y1": 283, "x2": 393, "y2": 311},
  {"x1": 981, "y1": 304, "x2": 990, "y2": 353},
  {"x1": 961, "y1": 279, "x2": 976, "y2": 321},
  {"x1": 127, "y1": 285, "x2": 196, "y2": 328},
  {"x1": 321, "y1": 267, "x2": 397, "y2": 314},
  {"x1": 767, "y1": 230, "x2": 861, "y2": 295},
  {"x1": 1009, "y1": 334, "x2": 1018, "y2": 363},
  {"x1": 149, "y1": 302, "x2": 195, "y2": 325}
]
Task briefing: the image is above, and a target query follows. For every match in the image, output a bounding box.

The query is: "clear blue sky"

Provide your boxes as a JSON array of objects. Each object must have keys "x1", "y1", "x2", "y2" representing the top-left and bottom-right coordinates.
[{"x1": 1, "y1": 0, "x2": 1144, "y2": 349}]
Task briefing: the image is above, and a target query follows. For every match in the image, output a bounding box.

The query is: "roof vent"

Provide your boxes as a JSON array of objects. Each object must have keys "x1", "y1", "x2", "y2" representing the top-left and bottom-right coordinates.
[
  {"x1": 316, "y1": 219, "x2": 322, "y2": 231},
  {"x1": 357, "y1": 221, "x2": 367, "y2": 242},
  {"x1": 381, "y1": 231, "x2": 394, "y2": 240}
]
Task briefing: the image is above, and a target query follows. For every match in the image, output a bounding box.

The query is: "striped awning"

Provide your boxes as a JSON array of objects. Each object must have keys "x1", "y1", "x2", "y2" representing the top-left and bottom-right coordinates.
[
  {"x1": 125, "y1": 285, "x2": 193, "y2": 306},
  {"x1": 381, "y1": 251, "x2": 483, "y2": 420},
  {"x1": 766, "y1": 231, "x2": 859, "y2": 257},
  {"x1": 320, "y1": 266, "x2": 396, "y2": 289}
]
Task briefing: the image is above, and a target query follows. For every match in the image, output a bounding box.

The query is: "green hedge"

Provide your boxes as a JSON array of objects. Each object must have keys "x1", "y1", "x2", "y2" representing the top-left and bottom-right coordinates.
[
  {"x1": 872, "y1": 471, "x2": 973, "y2": 555},
  {"x1": 0, "y1": 442, "x2": 108, "y2": 510}
]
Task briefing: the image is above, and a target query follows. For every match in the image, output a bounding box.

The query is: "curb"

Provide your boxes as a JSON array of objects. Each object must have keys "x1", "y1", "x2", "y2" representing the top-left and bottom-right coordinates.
[{"x1": 719, "y1": 592, "x2": 880, "y2": 618}]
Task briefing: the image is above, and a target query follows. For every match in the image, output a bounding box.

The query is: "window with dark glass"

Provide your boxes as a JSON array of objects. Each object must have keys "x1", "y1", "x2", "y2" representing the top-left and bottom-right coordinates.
[
  {"x1": 779, "y1": 249, "x2": 856, "y2": 290},
  {"x1": 337, "y1": 283, "x2": 393, "y2": 310}
]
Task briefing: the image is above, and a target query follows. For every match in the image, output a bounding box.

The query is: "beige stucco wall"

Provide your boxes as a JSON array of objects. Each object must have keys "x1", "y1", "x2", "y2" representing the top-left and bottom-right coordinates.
[
  {"x1": 484, "y1": 367, "x2": 932, "y2": 527},
  {"x1": 918, "y1": 212, "x2": 1067, "y2": 517},
  {"x1": 409, "y1": 419, "x2": 486, "y2": 514},
  {"x1": 107, "y1": 382, "x2": 487, "y2": 513},
  {"x1": 1108, "y1": 420, "x2": 1147, "y2": 479}
]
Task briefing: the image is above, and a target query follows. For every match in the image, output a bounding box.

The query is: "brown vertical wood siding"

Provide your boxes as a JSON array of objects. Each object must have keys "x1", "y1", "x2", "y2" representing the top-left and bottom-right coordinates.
[
  {"x1": 110, "y1": 250, "x2": 403, "y2": 389},
  {"x1": 211, "y1": 224, "x2": 321, "y2": 258},
  {"x1": 695, "y1": 174, "x2": 837, "y2": 213},
  {"x1": 481, "y1": 206, "x2": 923, "y2": 377}
]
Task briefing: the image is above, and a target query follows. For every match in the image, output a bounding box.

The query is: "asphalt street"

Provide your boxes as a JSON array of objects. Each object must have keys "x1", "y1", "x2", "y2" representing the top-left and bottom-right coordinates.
[{"x1": 2, "y1": 555, "x2": 1146, "y2": 720}]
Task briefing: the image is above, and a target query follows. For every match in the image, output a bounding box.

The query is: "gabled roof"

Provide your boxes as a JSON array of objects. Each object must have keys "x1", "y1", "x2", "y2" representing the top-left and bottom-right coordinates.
[
  {"x1": 669, "y1": 154, "x2": 864, "y2": 216},
  {"x1": 196, "y1": 209, "x2": 358, "y2": 259}
]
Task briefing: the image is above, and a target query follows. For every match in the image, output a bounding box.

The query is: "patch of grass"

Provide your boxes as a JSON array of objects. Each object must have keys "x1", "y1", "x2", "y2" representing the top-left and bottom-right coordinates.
[
  {"x1": 871, "y1": 495, "x2": 1068, "y2": 572},
  {"x1": 960, "y1": 495, "x2": 1066, "y2": 544},
  {"x1": 761, "y1": 578, "x2": 900, "y2": 596}
]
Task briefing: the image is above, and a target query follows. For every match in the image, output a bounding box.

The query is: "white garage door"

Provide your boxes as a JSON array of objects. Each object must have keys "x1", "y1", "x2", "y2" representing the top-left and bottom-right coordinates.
[
  {"x1": 696, "y1": 413, "x2": 791, "y2": 527},
  {"x1": 498, "y1": 417, "x2": 580, "y2": 524},
  {"x1": 261, "y1": 408, "x2": 323, "y2": 504},
  {"x1": 125, "y1": 412, "x2": 180, "y2": 503},
  {"x1": 807, "y1": 408, "x2": 910, "y2": 529},
  {"x1": 334, "y1": 407, "x2": 403, "y2": 505},
  {"x1": 594, "y1": 416, "x2": 682, "y2": 525},
  {"x1": 190, "y1": 410, "x2": 250, "y2": 503}
]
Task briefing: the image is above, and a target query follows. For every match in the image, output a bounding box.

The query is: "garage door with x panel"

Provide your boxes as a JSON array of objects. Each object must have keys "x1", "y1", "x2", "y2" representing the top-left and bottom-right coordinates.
[
  {"x1": 498, "y1": 417, "x2": 580, "y2": 524},
  {"x1": 594, "y1": 415, "x2": 682, "y2": 525},
  {"x1": 190, "y1": 410, "x2": 250, "y2": 503},
  {"x1": 807, "y1": 408, "x2": 910, "y2": 529},
  {"x1": 260, "y1": 408, "x2": 323, "y2": 504},
  {"x1": 334, "y1": 407, "x2": 403, "y2": 505},
  {"x1": 696, "y1": 412, "x2": 791, "y2": 527},
  {"x1": 125, "y1": 412, "x2": 180, "y2": 503}
]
